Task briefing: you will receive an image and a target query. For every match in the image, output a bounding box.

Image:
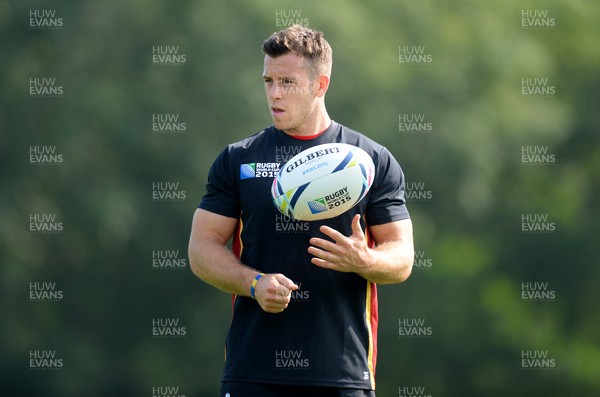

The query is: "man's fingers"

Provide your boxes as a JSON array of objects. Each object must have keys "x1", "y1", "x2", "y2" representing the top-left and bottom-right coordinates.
[
  {"x1": 318, "y1": 224, "x2": 346, "y2": 242},
  {"x1": 274, "y1": 273, "x2": 298, "y2": 291},
  {"x1": 351, "y1": 214, "x2": 363, "y2": 236},
  {"x1": 309, "y1": 237, "x2": 337, "y2": 253},
  {"x1": 254, "y1": 273, "x2": 298, "y2": 314},
  {"x1": 308, "y1": 245, "x2": 336, "y2": 262},
  {"x1": 311, "y1": 257, "x2": 336, "y2": 270}
]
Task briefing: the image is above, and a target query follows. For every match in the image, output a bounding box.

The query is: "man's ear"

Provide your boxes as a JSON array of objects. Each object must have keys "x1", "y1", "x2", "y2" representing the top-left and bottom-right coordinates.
[{"x1": 316, "y1": 74, "x2": 330, "y2": 98}]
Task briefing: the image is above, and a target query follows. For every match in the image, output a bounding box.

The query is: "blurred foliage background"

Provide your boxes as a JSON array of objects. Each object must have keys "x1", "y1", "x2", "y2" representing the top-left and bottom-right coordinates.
[{"x1": 1, "y1": 0, "x2": 599, "y2": 396}]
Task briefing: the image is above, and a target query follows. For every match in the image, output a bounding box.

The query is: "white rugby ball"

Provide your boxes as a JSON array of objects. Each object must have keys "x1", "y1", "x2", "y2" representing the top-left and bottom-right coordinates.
[{"x1": 271, "y1": 143, "x2": 375, "y2": 221}]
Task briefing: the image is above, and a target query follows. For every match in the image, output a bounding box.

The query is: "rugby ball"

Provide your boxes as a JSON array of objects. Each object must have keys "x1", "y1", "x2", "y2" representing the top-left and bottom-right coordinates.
[{"x1": 271, "y1": 143, "x2": 375, "y2": 221}]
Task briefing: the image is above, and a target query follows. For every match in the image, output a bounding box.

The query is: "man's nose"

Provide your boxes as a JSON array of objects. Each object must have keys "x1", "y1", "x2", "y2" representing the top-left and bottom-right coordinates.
[{"x1": 268, "y1": 82, "x2": 283, "y2": 100}]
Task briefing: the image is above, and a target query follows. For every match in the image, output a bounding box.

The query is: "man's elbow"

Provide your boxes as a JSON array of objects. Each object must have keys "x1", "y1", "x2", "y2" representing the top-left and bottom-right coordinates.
[
  {"x1": 188, "y1": 242, "x2": 206, "y2": 280},
  {"x1": 397, "y1": 241, "x2": 414, "y2": 282},
  {"x1": 381, "y1": 256, "x2": 413, "y2": 285},
  {"x1": 397, "y1": 258, "x2": 413, "y2": 283}
]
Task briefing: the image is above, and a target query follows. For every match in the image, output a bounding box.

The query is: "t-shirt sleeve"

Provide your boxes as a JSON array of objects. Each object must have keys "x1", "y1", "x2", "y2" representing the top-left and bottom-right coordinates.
[
  {"x1": 198, "y1": 147, "x2": 241, "y2": 219},
  {"x1": 364, "y1": 147, "x2": 410, "y2": 226}
]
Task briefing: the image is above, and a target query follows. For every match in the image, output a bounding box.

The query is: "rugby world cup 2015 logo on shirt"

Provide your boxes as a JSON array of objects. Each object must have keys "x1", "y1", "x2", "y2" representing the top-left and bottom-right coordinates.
[{"x1": 240, "y1": 163, "x2": 280, "y2": 179}]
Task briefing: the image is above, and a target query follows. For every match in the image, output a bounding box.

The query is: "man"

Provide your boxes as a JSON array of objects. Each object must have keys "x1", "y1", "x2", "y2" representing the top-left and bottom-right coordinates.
[{"x1": 188, "y1": 24, "x2": 414, "y2": 397}]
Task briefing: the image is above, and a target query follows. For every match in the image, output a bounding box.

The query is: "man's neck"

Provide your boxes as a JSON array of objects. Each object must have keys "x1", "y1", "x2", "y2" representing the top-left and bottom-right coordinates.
[{"x1": 283, "y1": 110, "x2": 332, "y2": 138}]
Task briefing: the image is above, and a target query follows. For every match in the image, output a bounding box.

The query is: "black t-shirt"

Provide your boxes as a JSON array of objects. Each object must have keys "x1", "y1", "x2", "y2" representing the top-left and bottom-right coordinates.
[{"x1": 198, "y1": 121, "x2": 409, "y2": 390}]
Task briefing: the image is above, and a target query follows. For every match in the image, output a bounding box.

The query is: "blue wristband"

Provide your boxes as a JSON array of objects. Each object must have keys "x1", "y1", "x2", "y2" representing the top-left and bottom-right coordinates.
[{"x1": 250, "y1": 273, "x2": 265, "y2": 300}]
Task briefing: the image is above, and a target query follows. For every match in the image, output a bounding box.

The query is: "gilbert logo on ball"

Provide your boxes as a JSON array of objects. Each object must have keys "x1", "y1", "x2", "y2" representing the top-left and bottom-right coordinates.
[{"x1": 271, "y1": 143, "x2": 375, "y2": 221}]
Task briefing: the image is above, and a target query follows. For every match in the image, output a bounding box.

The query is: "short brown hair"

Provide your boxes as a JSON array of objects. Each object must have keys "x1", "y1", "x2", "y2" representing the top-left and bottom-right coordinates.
[{"x1": 261, "y1": 24, "x2": 333, "y2": 79}]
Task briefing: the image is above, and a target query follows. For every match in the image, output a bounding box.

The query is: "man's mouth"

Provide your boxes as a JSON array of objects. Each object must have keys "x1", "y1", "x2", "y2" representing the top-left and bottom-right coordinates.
[{"x1": 271, "y1": 106, "x2": 285, "y2": 116}]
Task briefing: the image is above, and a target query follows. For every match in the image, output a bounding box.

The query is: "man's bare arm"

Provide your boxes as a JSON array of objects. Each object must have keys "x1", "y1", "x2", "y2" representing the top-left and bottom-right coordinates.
[{"x1": 188, "y1": 208, "x2": 297, "y2": 312}]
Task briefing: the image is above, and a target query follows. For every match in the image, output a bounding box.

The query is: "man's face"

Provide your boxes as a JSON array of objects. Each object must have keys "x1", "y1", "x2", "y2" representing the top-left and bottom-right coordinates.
[{"x1": 262, "y1": 53, "x2": 319, "y2": 133}]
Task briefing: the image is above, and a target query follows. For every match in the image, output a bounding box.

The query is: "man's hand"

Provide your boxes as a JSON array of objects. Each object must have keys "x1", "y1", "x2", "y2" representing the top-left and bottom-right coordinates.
[
  {"x1": 308, "y1": 214, "x2": 373, "y2": 274},
  {"x1": 254, "y1": 273, "x2": 298, "y2": 313},
  {"x1": 308, "y1": 215, "x2": 414, "y2": 284}
]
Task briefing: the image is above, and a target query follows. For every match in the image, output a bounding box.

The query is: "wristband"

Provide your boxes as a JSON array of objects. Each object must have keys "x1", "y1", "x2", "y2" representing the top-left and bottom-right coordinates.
[{"x1": 250, "y1": 273, "x2": 265, "y2": 300}]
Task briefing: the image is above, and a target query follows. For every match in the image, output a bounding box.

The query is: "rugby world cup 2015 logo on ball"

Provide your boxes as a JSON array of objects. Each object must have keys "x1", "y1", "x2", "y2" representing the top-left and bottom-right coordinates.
[{"x1": 271, "y1": 143, "x2": 375, "y2": 221}]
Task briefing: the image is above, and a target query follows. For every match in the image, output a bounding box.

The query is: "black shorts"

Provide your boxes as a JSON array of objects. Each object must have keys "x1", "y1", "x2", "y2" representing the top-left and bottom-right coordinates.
[{"x1": 220, "y1": 382, "x2": 375, "y2": 397}]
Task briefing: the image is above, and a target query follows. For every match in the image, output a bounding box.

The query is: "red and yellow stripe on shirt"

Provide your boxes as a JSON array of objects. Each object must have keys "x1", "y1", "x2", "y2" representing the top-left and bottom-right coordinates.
[
  {"x1": 231, "y1": 217, "x2": 244, "y2": 310},
  {"x1": 225, "y1": 217, "x2": 244, "y2": 362},
  {"x1": 365, "y1": 226, "x2": 378, "y2": 390}
]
